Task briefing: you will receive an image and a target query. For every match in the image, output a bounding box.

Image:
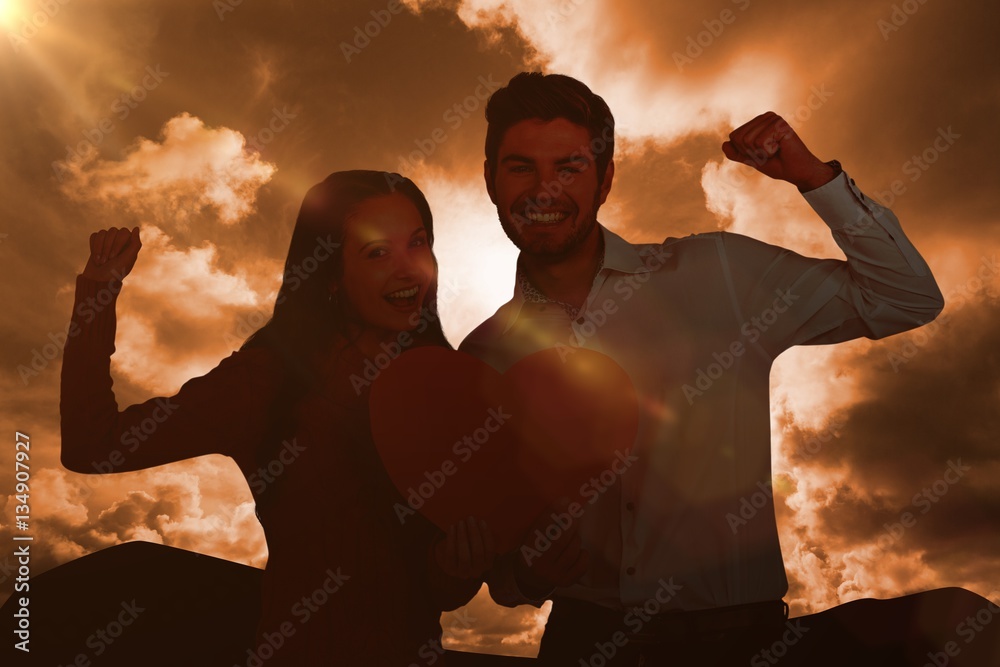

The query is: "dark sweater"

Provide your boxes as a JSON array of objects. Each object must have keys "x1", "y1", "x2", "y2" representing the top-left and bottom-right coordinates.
[{"x1": 60, "y1": 275, "x2": 480, "y2": 665}]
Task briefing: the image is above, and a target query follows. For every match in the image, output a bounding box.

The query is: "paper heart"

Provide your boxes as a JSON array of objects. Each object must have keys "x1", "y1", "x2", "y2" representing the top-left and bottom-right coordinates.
[{"x1": 370, "y1": 347, "x2": 638, "y2": 553}]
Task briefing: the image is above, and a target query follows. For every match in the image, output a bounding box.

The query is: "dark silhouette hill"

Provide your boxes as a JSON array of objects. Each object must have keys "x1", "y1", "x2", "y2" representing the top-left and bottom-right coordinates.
[{"x1": 0, "y1": 541, "x2": 533, "y2": 666}]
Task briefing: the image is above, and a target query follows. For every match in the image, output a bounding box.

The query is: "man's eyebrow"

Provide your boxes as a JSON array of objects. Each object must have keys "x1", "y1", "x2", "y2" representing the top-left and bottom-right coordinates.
[
  {"x1": 499, "y1": 154, "x2": 592, "y2": 164},
  {"x1": 500, "y1": 154, "x2": 535, "y2": 164}
]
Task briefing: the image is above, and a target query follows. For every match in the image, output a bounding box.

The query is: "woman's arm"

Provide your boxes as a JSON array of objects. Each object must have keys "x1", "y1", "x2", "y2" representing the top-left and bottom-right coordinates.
[{"x1": 60, "y1": 227, "x2": 283, "y2": 473}]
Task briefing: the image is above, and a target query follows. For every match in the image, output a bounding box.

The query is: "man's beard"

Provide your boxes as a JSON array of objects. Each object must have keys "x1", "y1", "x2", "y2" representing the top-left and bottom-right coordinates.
[{"x1": 499, "y1": 194, "x2": 602, "y2": 260}]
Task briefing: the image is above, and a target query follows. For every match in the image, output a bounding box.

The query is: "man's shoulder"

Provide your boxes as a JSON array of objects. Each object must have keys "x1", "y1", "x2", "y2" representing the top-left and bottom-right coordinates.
[
  {"x1": 646, "y1": 230, "x2": 783, "y2": 261},
  {"x1": 657, "y1": 229, "x2": 759, "y2": 247},
  {"x1": 624, "y1": 229, "x2": 731, "y2": 253},
  {"x1": 607, "y1": 229, "x2": 792, "y2": 287},
  {"x1": 614, "y1": 230, "x2": 733, "y2": 269},
  {"x1": 457, "y1": 301, "x2": 516, "y2": 354}
]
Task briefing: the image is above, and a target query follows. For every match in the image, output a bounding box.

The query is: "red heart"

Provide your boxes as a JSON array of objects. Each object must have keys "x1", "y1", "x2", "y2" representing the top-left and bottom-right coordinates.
[{"x1": 370, "y1": 347, "x2": 638, "y2": 553}]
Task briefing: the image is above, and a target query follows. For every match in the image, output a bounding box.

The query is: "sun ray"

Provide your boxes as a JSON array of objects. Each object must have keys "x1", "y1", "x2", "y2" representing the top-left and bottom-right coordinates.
[{"x1": 0, "y1": 0, "x2": 21, "y2": 29}]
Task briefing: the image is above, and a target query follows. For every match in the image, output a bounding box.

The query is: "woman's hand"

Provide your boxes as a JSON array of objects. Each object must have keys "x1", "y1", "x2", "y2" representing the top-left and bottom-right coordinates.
[
  {"x1": 434, "y1": 516, "x2": 495, "y2": 580},
  {"x1": 82, "y1": 227, "x2": 142, "y2": 282}
]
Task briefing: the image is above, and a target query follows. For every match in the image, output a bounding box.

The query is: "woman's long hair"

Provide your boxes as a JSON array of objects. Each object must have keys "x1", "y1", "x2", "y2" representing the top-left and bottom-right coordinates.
[
  {"x1": 240, "y1": 171, "x2": 451, "y2": 510},
  {"x1": 242, "y1": 170, "x2": 450, "y2": 391}
]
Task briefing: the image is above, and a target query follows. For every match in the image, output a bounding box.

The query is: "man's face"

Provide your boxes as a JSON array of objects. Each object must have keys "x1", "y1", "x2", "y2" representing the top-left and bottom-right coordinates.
[{"x1": 486, "y1": 117, "x2": 614, "y2": 258}]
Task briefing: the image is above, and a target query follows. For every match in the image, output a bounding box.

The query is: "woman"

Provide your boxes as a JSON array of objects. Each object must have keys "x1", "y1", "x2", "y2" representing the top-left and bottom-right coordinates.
[{"x1": 60, "y1": 170, "x2": 493, "y2": 665}]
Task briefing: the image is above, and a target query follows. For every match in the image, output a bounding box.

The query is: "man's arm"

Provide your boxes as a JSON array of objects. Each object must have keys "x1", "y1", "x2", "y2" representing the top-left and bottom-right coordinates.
[
  {"x1": 718, "y1": 113, "x2": 944, "y2": 353},
  {"x1": 718, "y1": 168, "x2": 943, "y2": 354}
]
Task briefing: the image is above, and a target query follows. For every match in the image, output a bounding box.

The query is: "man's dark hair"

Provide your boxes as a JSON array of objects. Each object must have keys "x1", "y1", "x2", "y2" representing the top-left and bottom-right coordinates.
[{"x1": 484, "y1": 72, "x2": 615, "y2": 183}]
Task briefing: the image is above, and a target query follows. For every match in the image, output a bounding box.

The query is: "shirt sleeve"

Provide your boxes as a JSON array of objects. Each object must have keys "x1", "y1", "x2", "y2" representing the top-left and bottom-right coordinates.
[
  {"x1": 718, "y1": 170, "x2": 945, "y2": 356},
  {"x1": 60, "y1": 275, "x2": 284, "y2": 474}
]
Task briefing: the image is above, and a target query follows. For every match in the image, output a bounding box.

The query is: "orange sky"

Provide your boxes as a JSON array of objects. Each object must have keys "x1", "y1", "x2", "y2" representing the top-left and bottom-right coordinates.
[{"x1": 1, "y1": 0, "x2": 998, "y2": 657}]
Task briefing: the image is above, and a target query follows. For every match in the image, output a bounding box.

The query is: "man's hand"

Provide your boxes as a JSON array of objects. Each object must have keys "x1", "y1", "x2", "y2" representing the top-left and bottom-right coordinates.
[
  {"x1": 723, "y1": 112, "x2": 836, "y2": 191},
  {"x1": 82, "y1": 227, "x2": 142, "y2": 282},
  {"x1": 434, "y1": 516, "x2": 495, "y2": 580},
  {"x1": 513, "y1": 501, "x2": 589, "y2": 598}
]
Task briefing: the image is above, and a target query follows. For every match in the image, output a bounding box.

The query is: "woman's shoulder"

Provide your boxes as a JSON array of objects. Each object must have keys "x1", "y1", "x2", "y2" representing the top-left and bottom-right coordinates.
[
  {"x1": 224, "y1": 342, "x2": 283, "y2": 369},
  {"x1": 206, "y1": 343, "x2": 288, "y2": 393}
]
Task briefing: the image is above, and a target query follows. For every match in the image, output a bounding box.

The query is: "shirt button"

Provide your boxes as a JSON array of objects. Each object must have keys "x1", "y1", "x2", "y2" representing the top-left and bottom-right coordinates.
[
  {"x1": 626, "y1": 502, "x2": 634, "y2": 511},
  {"x1": 626, "y1": 566, "x2": 636, "y2": 575}
]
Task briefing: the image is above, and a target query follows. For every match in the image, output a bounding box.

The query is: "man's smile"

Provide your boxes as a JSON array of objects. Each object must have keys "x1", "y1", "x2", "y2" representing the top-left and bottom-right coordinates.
[{"x1": 521, "y1": 210, "x2": 570, "y2": 224}]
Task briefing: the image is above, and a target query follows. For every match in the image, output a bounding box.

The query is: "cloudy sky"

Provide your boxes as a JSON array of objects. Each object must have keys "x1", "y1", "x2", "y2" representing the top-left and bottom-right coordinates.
[{"x1": 1, "y1": 0, "x2": 997, "y2": 657}]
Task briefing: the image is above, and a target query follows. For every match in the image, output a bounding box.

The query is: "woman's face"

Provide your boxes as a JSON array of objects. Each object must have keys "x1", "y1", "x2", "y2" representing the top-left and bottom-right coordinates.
[{"x1": 336, "y1": 192, "x2": 436, "y2": 333}]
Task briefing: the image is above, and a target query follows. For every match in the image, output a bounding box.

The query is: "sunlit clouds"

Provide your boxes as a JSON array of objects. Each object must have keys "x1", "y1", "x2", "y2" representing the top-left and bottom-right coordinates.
[
  {"x1": 701, "y1": 160, "x2": 844, "y2": 257},
  {"x1": 409, "y1": 0, "x2": 793, "y2": 146},
  {"x1": 49, "y1": 111, "x2": 281, "y2": 394},
  {"x1": 111, "y1": 285, "x2": 257, "y2": 397},
  {"x1": 58, "y1": 113, "x2": 278, "y2": 227},
  {"x1": 0, "y1": 463, "x2": 266, "y2": 584},
  {"x1": 442, "y1": 588, "x2": 551, "y2": 657},
  {"x1": 772, "y1": 292, "x2": 1000, "y2": 614},
  {"x1": 47, "y1": 221, "x2": 277, "y2": 397}
]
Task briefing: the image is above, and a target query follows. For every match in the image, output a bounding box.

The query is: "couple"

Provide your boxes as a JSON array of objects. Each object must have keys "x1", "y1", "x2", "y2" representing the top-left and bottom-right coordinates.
[{"x1": 62, "y1": 72, "x2": 996, "y2": 666}]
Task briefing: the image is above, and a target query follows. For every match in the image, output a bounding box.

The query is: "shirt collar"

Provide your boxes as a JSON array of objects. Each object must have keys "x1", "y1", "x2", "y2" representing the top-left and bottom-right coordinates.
[{"x1": 500, "y1": 223, "x2": 667, "y2": 335}]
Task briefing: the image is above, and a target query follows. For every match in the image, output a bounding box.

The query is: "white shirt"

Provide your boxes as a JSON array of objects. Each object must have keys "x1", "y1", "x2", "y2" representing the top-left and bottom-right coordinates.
[{"x1": 458, "y1": 171, "x2": 944, "y2": 611}]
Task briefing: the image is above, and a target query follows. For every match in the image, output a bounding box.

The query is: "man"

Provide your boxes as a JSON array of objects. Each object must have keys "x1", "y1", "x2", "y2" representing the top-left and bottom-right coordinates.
[{"x1": 459, "y1": 72, "x2": 998, "y2": 665}]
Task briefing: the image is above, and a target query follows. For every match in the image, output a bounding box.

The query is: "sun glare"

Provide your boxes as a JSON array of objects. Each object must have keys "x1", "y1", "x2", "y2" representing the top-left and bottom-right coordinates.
[{"x1": 0, "y1": 0, "x2": 20, "y2": 29}]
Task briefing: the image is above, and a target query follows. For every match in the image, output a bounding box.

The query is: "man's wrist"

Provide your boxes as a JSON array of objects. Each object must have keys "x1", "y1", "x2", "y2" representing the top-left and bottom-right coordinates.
[{"x1": 795, "y1": 159, "x2": 842, "y2": 193}]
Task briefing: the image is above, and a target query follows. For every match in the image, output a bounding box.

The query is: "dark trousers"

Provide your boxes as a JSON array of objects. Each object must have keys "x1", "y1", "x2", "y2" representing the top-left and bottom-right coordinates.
[{"x1": 537, "y1": 588, "x2": 1000, "y2": 666}]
